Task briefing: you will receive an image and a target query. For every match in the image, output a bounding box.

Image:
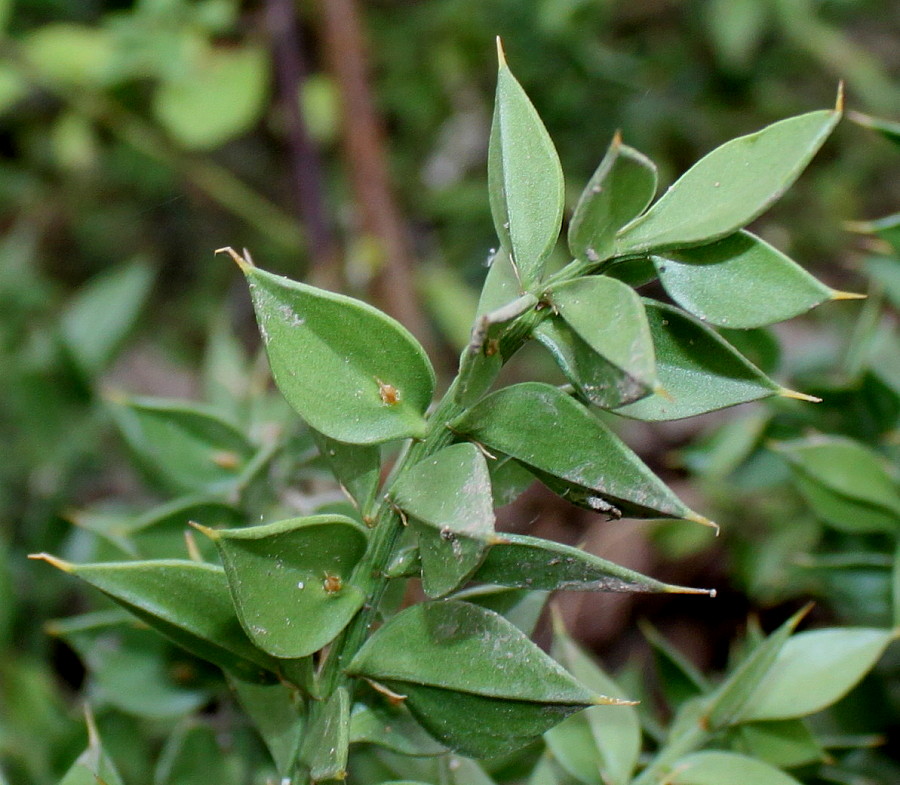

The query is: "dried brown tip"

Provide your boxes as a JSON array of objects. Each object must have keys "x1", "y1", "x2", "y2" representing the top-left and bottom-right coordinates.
[{"x1": 778, "y1": 388, "x2": 822, "y2": 403}]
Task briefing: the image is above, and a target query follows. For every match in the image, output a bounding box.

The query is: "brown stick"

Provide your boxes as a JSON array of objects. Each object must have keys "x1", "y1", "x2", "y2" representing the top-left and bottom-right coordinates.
[{"x1": 315, "y1": 0, "x2": 435, "y2": 351}]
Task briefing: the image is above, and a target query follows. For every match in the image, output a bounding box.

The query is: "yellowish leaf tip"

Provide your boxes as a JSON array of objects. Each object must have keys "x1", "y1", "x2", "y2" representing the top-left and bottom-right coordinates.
[
  {"x1": 778, "y1": 388, "x2": 822, "y2": 404},
  {"x1": 611, "y1": 129, "x2": 623, "y2": 148},
  {"x1": 666, "y1": 584, "x2": 718, "y2": 597},
  {"x1": 101, "y1": 386, "x2": 129, "y2": 405},
  {"x1": 84, "y1": 703, "x2": 101, "y2": 750},
  {"x1": 28, "y1": 552, "x2": 74, "y2": 573},
  {"x1": 488, "y1": 534, "x2": 511, "y2": 546},
  {"x1": 184, "y1": 530, "x2": 204, "y2": 562},
  {"x1": 831, "y1": 289, "x2": 867, "y2": 301},
  {"x1": 654, "y1": 384, "x2": 675, "y2": 402},
  {"x1": 842, "y1": 219, "x2": 876, "y2": 234},
  {"x1": 686, "y1": 512, "x2": 720, "y2": 534},
  {"x1": 215, "y1": 246, "x2": 254, "y2": 272},
  {"x1": 495, "y1": 36, "x2": 506, "y2": 68},
  {"x1": 188, "y1": 520, "x2": 219, "y2": 541},
  {"x1": 594, "y1": 694, "x2": 639, "y2": 707},
  {"x1": 835, "y1": 81, "x2": 845, "y2": 114}
]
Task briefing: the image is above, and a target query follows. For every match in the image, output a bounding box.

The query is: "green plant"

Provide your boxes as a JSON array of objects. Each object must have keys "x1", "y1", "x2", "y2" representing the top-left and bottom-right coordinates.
[{"x1": 30, "y1": 45, "x2": 895, "y2": 785}]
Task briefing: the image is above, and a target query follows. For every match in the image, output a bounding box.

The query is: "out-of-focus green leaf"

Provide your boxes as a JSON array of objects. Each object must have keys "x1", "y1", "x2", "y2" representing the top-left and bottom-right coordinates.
[
  {"x1": 229, "y1": 678, "x2": 304, "y2": 775},
  {"x1": 33, "y1": 555, "x2": 280, "y2": 683},
  {"x1": 313, "y1": 431, "x2": 381, "y2": 519},
  {"x1": 736, "y1": 628, "x2": 894, "y2": 722},
  {"x1": 60, "y1": 258, "x2": 155, "y2": 378},
  {"x1": 732, "y1": 720, "x2": 824, "y2": 768},
  {"x1": 641, "y1": 621, "x2": 709, "y2": 710},
  {"x1": 549, "y1": 276, "x2": 656, "y2": 404},
  {"x1": 0, "y1": 63, "x2": 26, "y2": 114},
  {"x1": 59, "y1": 712, "x2": 124, "y2": 785},
  {"x1": 154, "y1": 45, "x2": 269, "y2": 149},
  {"x1": 654, "y1": 231, "x2": 848, "y2": 328},
  {"x1": 488, "y1": 42, "x2": 564, "y2": 286},
  {"x1": 108, "y1": 395, "x2": 256, "y2": 495},
  {"x1": 850, "y1": 111, "x2": 900, "y2": 147},
  {"x1": 349, "y1": 701, "x2": 446, "y2": 756},
  {"x1": 451, "y1": 382, "x2": 713, "y2": 524},
  {"x1": 393, "y1": 443, "x2": 496, "y2": 597},
  {"x1": 680, "y1": 411, "x2": 769, "y2": 479},
  {"x1": 237, "y1": 257, "x2": 434, "y2": 444},
  {"x1": 615, "y1": 302, "x2": 784, "y2": 421},
  {"x1": 616, "y1": 108, "x2": 840, "y2": 254},
  {"x1": 473, "y1": 533, "x2": 712, "y2": 595},
  {"x1": 199, "y1": 515, "x2": 368, "y2": 658},
  {"x1": 154, "y1": 722, "x2": 237, "y2": 785},
  {"x1": 24, "y1": 24, "x2": 118, "y2": 87},
  {"x1": 706, "y1": 0, "x2": 770, "y2": 71},
  {"x1": 774, "y1": 436, "x2": 900, "y2": 533},
  {"x1": 347, "y1": 601, "x2": 609, "y2": 757},
  {"x1": 549, "y1": 620, "x2": 641, "y2": 785},
  {"x1": 668, "y1": 750, "x2": 802, "y2": 785},
  {"x1": 300, "y1": 687, "x2": 350, "y2": 782},
  {"x1": 419, "y1": 264, "x2": 479, "y2": 351},
  {"x1": 568, "y1": 136, "x2": 657, "y2": 264}
]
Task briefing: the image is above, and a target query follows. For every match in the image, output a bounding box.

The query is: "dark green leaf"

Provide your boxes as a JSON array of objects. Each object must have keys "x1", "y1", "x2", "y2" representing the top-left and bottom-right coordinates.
[
  {"x1": 347, "y1": 601, "x2": 608, "y2": 757},
  {"x1": 154, "y1": 723, "x2": 237, "y2": 785},
  {"x1": 393, "y1": 443, "x2": 496, "y2": 597},
  {"x1": 668, "y1": 751, "x2": 802, "y2": 785},
  {"x1": 61, "y1": 257, "x2": 154, "y2": 377},
  {"x1": 313, "y1": 431, "x2": 381, "y2": 520},
  {"x1": 236, "y1": 256, "x2": 434, "y2": 444},
  {"x1": 108, "y1": 394, "x2": 256, "y2": 495},
  {"x1": 549, "y1": 620, "x2": 641, "y2": 785},
  {"x1": 569, "y1": 136, "x2": 657, "y2": 264},
  {"x1": 616, "y1": 107, "x2": 840, "y2": 254},
  {"x1": 473, "y1": 533, "x2": 713, "y2": 595},
  {"x1": 349, "y1": 701, "x2": 446, "y2": 756},
  {"x1": 488, "y1": 42, "x2": 564, "y2": 286},
  {"x1": 33, "y1": 554, "x2": 280, "y2": 683},
  {"x1": 450, "y1": 585, "x2": 548, "y2": 636},
  {"x1": 550, "y1": 276, "x2": 657, "y2": 399},
  {"x1": 300, "y1": 687, "x2": 350, "y2": 782},
  {"x1": 451, "y1": 383, "x2": 712, "y2": 524},
  {"x1": 488, "y1": 455, "x2": 535, "y2": 508},
  {"x1": 736, "y1": 628, "x2": 895, "y2": 722},
  {"x1": 199, "y1": 514, "x2": 368, "y2": 658},
  {"x1": 655, "y1": 231, "x2": 852, "y2": 328},
  {"x1": 614, "y1": 302, "x2": 785, "y2": 421},
  {"x1": 229, "y1": 678, "x2": 304, "y2": 775},
  {"x1": 640, "y1": 621, "x2": 709, "y2": 710}
]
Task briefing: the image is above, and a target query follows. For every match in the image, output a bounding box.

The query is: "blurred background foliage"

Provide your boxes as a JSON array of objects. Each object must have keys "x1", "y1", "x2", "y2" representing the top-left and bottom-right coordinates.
[{"x1": 1, "y1": 0, "x2": 898, "y2": 783}]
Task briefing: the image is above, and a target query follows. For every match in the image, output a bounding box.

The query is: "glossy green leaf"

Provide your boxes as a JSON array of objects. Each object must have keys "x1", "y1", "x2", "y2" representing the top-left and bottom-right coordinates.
[
  {"x1": 732, "y1": 720, "x2": 824, "y2": 768},
  {"x1": 61, "y1": 257, "x2": 154, "y2": 377},
  {"x1": 238, "y1": 258, "x2": 434, "y2": 444},
  {"x1": 569, "y1": 136, "x2": 657, "y2": 264},
  {"x1": 668, "y1": 751, "x2": 802, "y2": 785},
  {"x1": 473, "y1": 533, "x2": 712, "y2": 595},
  {"x1": 33, "y1": 555, "x2": 280, "y2": 683},
  {"x1": 200, "y1": 515, "x2": 368, "y2": 658},
  {"x1": 702, "y1": 606, "x2": 808, "y2": 731},
  {"x1": 736, "y1": 628, "x2": 894, "y2": 722},
  {"x1": 456, "y1": 291, "x2": 537, "y2": 407},
  {"x1": 534, "y1": 318, "x2": 646, "y2": 409},
  {"x1": 313, "y1": 431, "x2": 381, "y2": 519},
  {"x1": 229, "y1": 678, "x2": 304, "y2": 775},
  {"x1": 550, "y1": 276, "x2": 656, "y2": 400},
  {"x1": 349, "y1": 701, "x2": 446, "y2": 756},
  {"x1": 154, "y1": 723, "x2": 236, "y2": 785},
  {"x1": 300, "y1": 687, "x2": 350, "y2": 782},
  {"x1": 107, "y1": 395, "x2": 256, "y2": 495},
  {"x1": 451, "y1": 383, "x2": 712, "y2": 523},
  {"x1": 488, "y1": 43, "x2": 564, "y2": 285},
  {"x1": 614, "y1": 302, "x2": 784, "y2": 421},
  {"x1": 154, "y1": 45, "x2": 269, "y2": 150},
  {"x1": 617, "y1": 108, "x2": 840, "y2": 254},
  {"x1": 347, "y1": 600, "x2": 606, "y2": 757},
  {"x1": 655, "y1": 231, "x2": 848, "y2": 328},
  {"x1": 393, "y1": 444, "x2": 496, "y2": 597},
  {"x1": 59, "y1": 713, "x2": 124, "y2": 785},
  {"x1": 549, "y1": 621, "x2": 640, "y2": 785},
  {"x1": 773, "y1": 437, "x2": 900, "y2": 533}
]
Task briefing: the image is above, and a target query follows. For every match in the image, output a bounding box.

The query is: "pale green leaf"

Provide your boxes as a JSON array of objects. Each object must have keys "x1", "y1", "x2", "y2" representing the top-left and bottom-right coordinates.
[
  {"x1": 617, "y1": 108, "x2": 840, "y2": 254},
  {"x1": 668, "y1": 750, "x2": 802, "y2": 785},
  {"x1": 313, "y1": 431, "x2": 381, "y2": 519},
  {"x1": 239, "y1": 260, "x2": 435, "y2": 444},
  {"x1": 300, "y1": 687, "x2": 350, "y2": 782}
]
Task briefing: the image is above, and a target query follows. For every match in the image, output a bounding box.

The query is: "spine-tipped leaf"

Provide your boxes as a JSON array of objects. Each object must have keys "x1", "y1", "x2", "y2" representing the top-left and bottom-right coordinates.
[
  {"x1": 238, "y1": 260, "x2": 434, "y2": 444},
  {"x1": 347, "y1": 600, "x2": 609, "y2": 757},
  {"x1": 198, "y1": 514, "x2": 368, "y2": 658},
  {"x1": 450, "y1": 382, "x2": 710, "y2": 523},
  {"x1": 488, "y1": 42, "x2": 564, "y2": 286},
  {"x1": 392, "y1": 443, "x2": 496, "y2": 597},
  {"x1": 654, "y1": 231, "x2": 848, "y2": 328},
  {"x1": 616, "y1": 107, "x2": 840, "y2": 254},
  {"x1": 569, "y1": 137, "x2": 657, "y2": 265}
]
